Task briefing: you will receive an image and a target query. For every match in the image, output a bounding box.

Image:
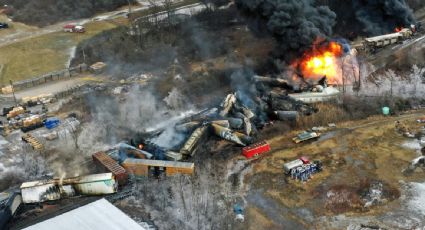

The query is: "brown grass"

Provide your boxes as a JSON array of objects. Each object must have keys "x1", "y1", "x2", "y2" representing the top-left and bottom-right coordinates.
[{"x1": 296, "y1": 103, "x2": 351, "y2": 129}]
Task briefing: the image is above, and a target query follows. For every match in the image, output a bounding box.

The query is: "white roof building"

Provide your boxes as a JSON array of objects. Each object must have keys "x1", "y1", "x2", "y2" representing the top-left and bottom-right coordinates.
[{"x1": 24, "y1": 198, "x2": 146, "y2": 230}]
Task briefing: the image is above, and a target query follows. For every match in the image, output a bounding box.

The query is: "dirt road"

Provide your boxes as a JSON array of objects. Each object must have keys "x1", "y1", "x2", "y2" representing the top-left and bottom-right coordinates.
[{"x1": 12, "y1": 77, "x2": 87, "y2": 100}]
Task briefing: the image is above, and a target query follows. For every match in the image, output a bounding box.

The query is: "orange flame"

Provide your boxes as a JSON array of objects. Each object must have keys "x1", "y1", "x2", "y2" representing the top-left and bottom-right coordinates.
[
  {"x1": 394, "y1": 27, "x2": 403, "y2": 32},
  {"x1": 297, "y1": 41, "x2": 344, "y2": 85}
]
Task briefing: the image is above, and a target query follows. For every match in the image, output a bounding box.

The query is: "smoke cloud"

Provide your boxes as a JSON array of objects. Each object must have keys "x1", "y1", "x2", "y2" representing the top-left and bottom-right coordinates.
[
  {"x1": 77, "y1": 85, "x2": 196, "y2": 153},
  {"x1": 235, "y1": 0, "x2": 336, "y2": 62},
  {"x1": 353, "y1": 0, "x2": 416, "y2": 35}
]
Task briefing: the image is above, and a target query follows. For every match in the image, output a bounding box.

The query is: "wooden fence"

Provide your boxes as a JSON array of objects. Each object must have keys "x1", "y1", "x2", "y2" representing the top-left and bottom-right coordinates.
[
  {"x1": 53, "y1": 85, "x2": 83, "y2": 100},
  {"x1": 1, "y1": 64, "x2": 87, "y2": 93}
]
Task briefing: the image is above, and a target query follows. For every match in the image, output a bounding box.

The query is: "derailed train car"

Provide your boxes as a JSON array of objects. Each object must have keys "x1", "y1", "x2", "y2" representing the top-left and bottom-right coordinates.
[
  {"x1": 122, "y1": 158, "x2": 194, "y2": 177},
  {"x1": 354, "y1": 26, "x2": 417, "y2": 52},
  {"x1": 0, "y1": 189, "x2": 22, "y2": 229},
  {"x1": 20, "y1": 173, "x2": 118, "y2": 204},
  {"x1": 92, "y1": 151, "x2": 129, "y2": 186}
]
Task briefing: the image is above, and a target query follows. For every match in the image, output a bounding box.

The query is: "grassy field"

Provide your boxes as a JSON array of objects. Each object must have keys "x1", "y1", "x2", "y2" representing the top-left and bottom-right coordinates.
[
  {"x1": 242, "y1": 111, "x2": 425, "y2": 229},
  {"x1": 0, "y1": 21, "x2": 118, "y2": 86},
  {"x1": 0, "y1": 15, "x2": 38, "y2": 37}
]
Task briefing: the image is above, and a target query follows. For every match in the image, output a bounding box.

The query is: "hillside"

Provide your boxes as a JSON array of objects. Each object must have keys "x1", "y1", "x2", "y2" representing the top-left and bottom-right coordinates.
[{"x1": 0, "y1": 0, "x2": 135, "y2": 27}]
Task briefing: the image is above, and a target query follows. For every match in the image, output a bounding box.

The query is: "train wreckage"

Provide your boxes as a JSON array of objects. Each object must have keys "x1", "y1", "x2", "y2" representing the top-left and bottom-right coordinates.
[{"x1": 0, "y1": 67, "x2": 342, "y2": 228}]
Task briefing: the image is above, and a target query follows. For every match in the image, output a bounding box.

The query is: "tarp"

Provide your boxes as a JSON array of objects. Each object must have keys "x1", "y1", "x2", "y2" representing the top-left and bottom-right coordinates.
[{"x1": 24, "y1": 199, "x2": 145, "y2": 230}]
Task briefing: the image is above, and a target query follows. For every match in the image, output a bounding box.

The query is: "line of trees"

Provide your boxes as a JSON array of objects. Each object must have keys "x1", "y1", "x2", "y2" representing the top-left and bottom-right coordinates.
[{"x1": 0, "y1": 0, "x2": 135, "y2": 27}]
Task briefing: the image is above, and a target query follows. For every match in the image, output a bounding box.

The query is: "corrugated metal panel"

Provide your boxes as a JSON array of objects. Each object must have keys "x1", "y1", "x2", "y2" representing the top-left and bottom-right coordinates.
[{"x1": 23, "y1": 198, "x2": 146, "y2": 230}]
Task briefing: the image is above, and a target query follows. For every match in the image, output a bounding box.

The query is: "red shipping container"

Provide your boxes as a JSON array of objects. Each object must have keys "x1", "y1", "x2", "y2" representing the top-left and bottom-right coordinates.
[
  {"x1": 92, "y1": 152, "x2": 128, "y2": 186},
  {"x1": 242, "y1": 141, "x2": 271, "y2": 158}
]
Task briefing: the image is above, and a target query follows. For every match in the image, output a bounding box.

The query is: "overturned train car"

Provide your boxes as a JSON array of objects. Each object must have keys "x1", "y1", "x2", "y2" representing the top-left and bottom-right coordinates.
[{"x1": 20, "y1": 173, "x2": 118, "y2": 204}]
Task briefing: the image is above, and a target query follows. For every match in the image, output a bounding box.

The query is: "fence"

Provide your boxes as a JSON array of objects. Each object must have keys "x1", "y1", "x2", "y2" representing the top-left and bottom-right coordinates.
[
  {"x1": 53, "y1": 84, "x2": 83, "y2": 100},
  {"x1": 1, "y1": 64, "x2": 88, "y2": 93}
]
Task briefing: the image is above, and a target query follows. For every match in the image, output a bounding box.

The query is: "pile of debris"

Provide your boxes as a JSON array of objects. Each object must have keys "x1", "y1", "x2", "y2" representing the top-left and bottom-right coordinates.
[{"x1": 88, "y1": 73, "x2": 332, "y2": 179}]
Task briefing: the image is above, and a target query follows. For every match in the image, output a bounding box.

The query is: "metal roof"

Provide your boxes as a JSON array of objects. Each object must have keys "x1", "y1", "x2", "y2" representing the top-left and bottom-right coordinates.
[
  {"x1": 23, "y1": 198, "x2": 145, "y2": 230},
  {"x1": 365, "y1": 33, "x2": 402, "y2": 42},
  {"x1": 123, "y1": 158, "x2": 194, "y2": 168},
  {"x1": 20, "y1": 181, "x2": 52, "y2": 189},
  {"x1": 20, "y1": 173, "x2": 114, "y2": 189}
]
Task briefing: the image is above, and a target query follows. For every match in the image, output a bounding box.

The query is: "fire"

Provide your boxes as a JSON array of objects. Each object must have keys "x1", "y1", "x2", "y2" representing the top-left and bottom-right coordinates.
[
  {"x1": 394, "y1": 27, "x2": 403, "y2": 32},
  {"x1": 298, "y1": 41, "x2": 344, "y2": 85}
]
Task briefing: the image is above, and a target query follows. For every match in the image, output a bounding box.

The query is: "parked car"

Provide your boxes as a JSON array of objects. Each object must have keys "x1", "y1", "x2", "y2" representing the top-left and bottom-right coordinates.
[{"x1": 0, "y1": 22, "x2": 9, "y2": 29}]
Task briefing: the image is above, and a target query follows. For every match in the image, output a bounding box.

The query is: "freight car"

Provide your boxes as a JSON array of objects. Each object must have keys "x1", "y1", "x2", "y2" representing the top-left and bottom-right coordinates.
[
  {"x1": 356, "y1": 26, "x2": 416, "y2": 52},
  {"x1": 20, "y1": 173, "x2": 118, "y2": 204},
  {"x1": 242, "y1": 141, "x2": 271, "y2": 158},
  {"x1": 0, "y1": 189, "x2": 22, "y2": 229},
  {"x1": 92, "y1": 152, "x2": 128, "y2": 186},
  {"x1": 292, "y1": 131, "x2": 320, "y2": 143},
  {"x1": 122, "y1": 158, "x2": 194, "y2": 177},
  {"x1": 179, "y1": 125, "x2": 208, "y2": 156}
]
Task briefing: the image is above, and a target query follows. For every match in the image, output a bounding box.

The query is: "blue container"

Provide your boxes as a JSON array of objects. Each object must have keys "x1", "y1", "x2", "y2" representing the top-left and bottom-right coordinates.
[{"x1": 44, "y1": 118, "x2": 60, "y2": 129}]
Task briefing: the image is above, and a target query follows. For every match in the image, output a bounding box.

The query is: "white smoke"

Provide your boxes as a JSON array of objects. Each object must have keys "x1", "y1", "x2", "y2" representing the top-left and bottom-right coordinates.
[{"x1": 76, "y1": 85, "x2": 197, "y2": 152}]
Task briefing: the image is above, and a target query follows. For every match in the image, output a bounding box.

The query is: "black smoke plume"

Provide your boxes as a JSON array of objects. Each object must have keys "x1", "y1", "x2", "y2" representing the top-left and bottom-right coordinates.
[
  {"x1": 352, "y1": 0, "x2": 416, "y2": 36},
  {"x1": 327, "y1": 0, "x2": 417, "y2": 37},
  {"x1": 235, "y1": 0, "x2": 336, "y2": 63}
]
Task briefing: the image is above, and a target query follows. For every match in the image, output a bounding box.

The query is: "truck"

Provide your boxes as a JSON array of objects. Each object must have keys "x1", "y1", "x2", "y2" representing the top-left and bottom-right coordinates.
[
  {"x1": 292, "y1": 131, "x2": 320, "y2": 143},
  {"x1": 21, "y1": 115, "x2": 44, "y2": 132},
  {"x1": 63, "y1": 24, "x2": 85, "y2": 33},
  {"x1": 6, "y1": 106, "x2": 25, "y2": 119},
  {"x1": 242, "y1": 141, "x2": 271, "y2": 158},
  {"x1": 0, "y1": 22, "x2": 8, "y2": 29}
]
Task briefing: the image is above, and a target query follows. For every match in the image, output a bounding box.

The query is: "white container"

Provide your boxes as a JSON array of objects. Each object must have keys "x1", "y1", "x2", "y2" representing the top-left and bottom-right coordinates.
[
  {"x1": 73, "y1": 173, "x2": 118, "y2": 195},
  {"x1": 283, "y1": 159, "x2": 303, "y2": 174}
]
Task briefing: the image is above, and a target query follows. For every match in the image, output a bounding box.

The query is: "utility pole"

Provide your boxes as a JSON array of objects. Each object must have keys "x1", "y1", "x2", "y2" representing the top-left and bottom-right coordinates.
[
  {"x1": 9, "y1": 80, "x2": 17, "y2": 106},
  {"x1": 127, "y1": 0, "x2": 133, "y2": 28}
]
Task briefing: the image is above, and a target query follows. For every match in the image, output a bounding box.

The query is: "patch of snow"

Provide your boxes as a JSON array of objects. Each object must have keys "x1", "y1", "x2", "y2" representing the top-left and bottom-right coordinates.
[
  {"x1": 407, "y1": 182, "x2": 425, "y2": 215},
  {"x1": 401, "y1": 140, "x2": 421, "y2": 151}
]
